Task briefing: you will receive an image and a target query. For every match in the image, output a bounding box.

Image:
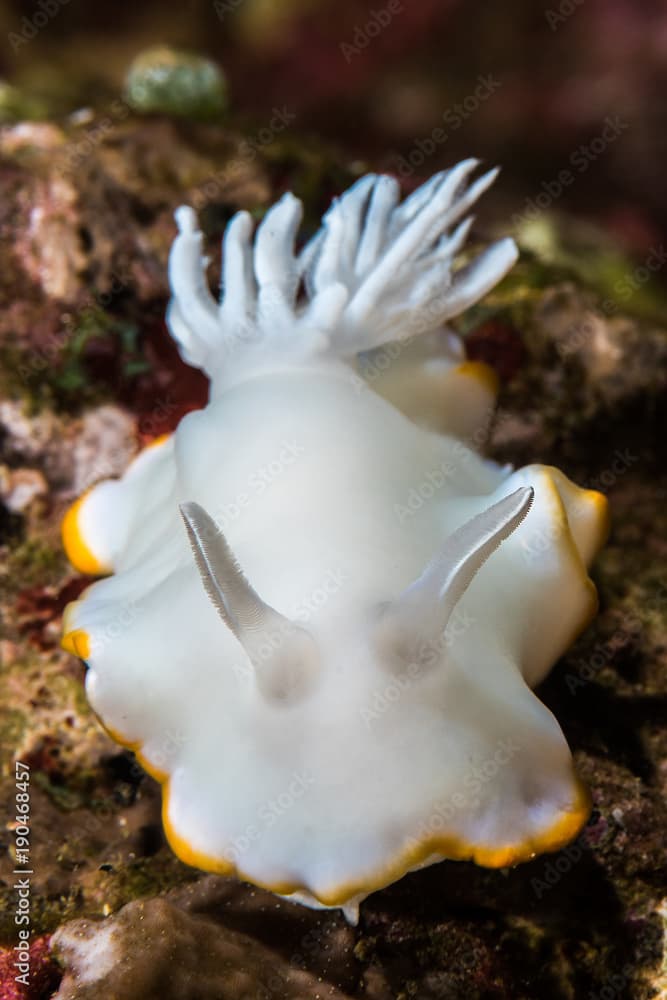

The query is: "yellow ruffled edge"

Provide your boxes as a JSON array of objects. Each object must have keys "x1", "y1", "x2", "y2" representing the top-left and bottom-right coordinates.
[
  {"x1": 549, "y1": 466, "x2": 611, "y2": 564},
  {"x1": 61, "y1": 646, "x2": 592, "y2": 907},
  {"x1": 61, "y1": 434, "x2": 173, "y2": 577},
  {"x1": 82, "y1": 702, "x2": 590, "y2": 904},
  {"x1": 536, "y1": 467, "x2": 610, "y2": 651},
  {"x1": 158, "y1": 770, "x2": 591, "y2": 906},
  {"x1": 143, "y1": 433, "x2": 171, "y2": 451},
  {"x1": 61, "y1": 491, "x2": 111, "y2": 576},
  {"x1": 60, "y1": 627, "x2": 91, "y2": 659},
  {"x1": 60, "y1": 462, "x2": 606, "y2": 908},
  {"x1": 452, "y1": 360, "x2": 500, "y2": 397}
]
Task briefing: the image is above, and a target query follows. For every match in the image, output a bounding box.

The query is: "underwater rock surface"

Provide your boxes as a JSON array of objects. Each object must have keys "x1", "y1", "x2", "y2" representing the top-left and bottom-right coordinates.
[
  {"x1": 52, "y1": 890, "x2": 352, "y2": 1000},
  {"x1": 0, "y1": 115, "x2": 665, "y2": 999}
]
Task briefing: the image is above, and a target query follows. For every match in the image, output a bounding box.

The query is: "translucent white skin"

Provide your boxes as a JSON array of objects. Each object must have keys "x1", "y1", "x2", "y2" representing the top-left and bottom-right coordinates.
[{"x1": 62, "y1": 166, "x2": 607, "y2": 917}]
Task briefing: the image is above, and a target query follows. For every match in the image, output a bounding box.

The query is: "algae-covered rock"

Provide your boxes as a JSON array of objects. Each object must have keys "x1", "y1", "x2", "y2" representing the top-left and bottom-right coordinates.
[
  {"x1": 0, "y1": 80, "x2": 49, "y2": 124},
  {"x1": 0, "y1": 114, "x2": 267, "y2": 410},
  {"x1": 124, "y1": 46, "x2": 228, "y2": 119},
  {"x1": 0, "y1": 109, "x2": 664, "y2": 996},
  {"x1": 52, "y1": 896, "x2": 355, "y2": 1000}
]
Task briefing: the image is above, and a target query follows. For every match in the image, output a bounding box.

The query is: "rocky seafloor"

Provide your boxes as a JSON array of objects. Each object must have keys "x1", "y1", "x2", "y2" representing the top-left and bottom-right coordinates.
[{"x1": 0, "y1": 108, "x2": 665, "y2": 1000}]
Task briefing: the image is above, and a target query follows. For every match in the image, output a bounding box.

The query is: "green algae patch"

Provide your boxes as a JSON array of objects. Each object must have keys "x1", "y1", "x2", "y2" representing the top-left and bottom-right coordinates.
[{"x1": 125, "y1": 47, "x2": 228, "y2": 120}]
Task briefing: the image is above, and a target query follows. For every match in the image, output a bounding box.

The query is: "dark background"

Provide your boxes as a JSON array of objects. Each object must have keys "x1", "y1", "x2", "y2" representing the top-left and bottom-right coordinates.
[{"x1": 1, "y1": 0, "x2": 666, "y2": 256}]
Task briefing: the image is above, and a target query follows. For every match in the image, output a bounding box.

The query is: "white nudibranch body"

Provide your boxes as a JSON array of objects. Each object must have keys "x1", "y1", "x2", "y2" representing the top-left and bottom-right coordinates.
[{"x1": 62, "y1": 161, "x2": 608, "y2": 922}]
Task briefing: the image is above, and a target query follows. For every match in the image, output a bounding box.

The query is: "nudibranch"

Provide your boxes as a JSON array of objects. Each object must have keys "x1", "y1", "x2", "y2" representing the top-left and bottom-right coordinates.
[{"x1": 61, "y1": 160, "x2": 609, "y2": 922}]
